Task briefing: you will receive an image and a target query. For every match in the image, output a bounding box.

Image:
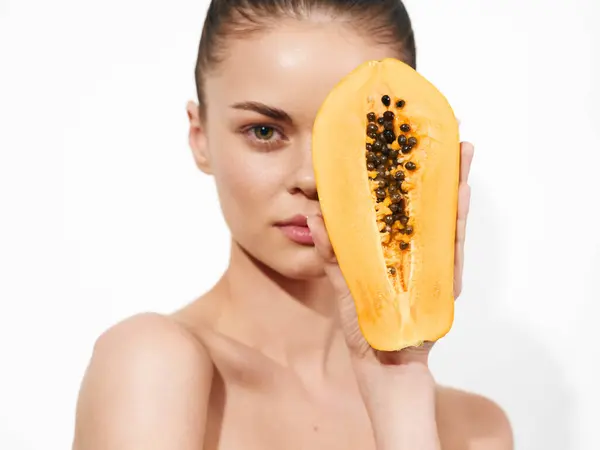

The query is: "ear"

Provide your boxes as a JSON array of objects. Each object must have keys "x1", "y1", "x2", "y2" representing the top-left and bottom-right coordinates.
[{"x1": 186, "y1": 100, "x2": 212, "y2": 174}]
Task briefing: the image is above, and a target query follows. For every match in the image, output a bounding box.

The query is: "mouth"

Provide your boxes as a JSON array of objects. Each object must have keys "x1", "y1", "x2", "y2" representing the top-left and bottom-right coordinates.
[
  {"x1": 275, "y1": 214, "x2": 315, "y2": 246},
  {"x1": 276, "y1": 214, "x2": 309, "y2": 227}
]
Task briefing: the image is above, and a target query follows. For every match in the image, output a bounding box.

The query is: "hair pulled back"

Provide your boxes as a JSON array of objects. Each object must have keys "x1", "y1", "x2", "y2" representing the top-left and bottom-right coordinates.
[{"x1": 194, "y1": 0, "x2": 416, "y2": 112}]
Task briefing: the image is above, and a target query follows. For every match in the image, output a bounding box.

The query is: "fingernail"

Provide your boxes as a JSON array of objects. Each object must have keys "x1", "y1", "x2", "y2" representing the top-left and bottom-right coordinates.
[{"x1": 306, "y1": 215, "x2": 314, "y2": 230}]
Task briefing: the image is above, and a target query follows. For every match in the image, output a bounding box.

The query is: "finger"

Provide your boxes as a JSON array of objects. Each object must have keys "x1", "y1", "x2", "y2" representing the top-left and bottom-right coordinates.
[
  {"x1": 455, "y1": 184, "x2": 471, "y2": 258},
  {"x1": 307, "y1": 214, "x2": 336, "y2": 263},
  {"x1": 306, "y1": 215, "x2": 351, "y2": 298},
  {"x1": 308, "y1": 215, "x2": 365, "y2": 350},
  {"x1": 460, "y1": 142, "x2": 475, "y2": 184},
  {"x1": 456, "y1": 143, "x2": 473, "y2": 243},
  {"x1": 454, "y1": 181, "x2": 471, "y2": 299},
  {"x1": 456, "y1": 182, "x2": 471, "y2": 229}
]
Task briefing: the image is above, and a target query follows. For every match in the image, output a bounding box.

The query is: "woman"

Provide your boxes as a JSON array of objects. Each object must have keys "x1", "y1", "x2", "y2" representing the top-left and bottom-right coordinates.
[{"x1": 72, "y1": 0, "x2": 513, "y2": 449}]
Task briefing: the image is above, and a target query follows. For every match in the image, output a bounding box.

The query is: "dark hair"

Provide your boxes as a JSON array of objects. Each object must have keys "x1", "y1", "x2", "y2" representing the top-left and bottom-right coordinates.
[{"x1": 194, "y1": 0, "x2": 416, "y2": 114}]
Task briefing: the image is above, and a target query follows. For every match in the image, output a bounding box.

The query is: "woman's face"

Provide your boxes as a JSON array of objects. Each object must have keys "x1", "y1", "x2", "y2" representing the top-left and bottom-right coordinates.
[{"x1": 188, "y1": 18, "x2": 395, "y2": 279}]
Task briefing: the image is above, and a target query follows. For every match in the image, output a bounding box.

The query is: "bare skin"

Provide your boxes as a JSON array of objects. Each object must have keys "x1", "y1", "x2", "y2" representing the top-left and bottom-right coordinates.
[{"x1": 72, "y1": 16, "x2": 513, "y2": 450}]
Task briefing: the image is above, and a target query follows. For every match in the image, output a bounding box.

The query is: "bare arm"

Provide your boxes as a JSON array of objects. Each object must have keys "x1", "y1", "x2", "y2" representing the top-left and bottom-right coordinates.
[
  {"x1": 72, "y1": 313, "x2": 213, "y2": 450},
  {"x1": 354, "y1": 363, "x2": 441, "y2": 450},
  {"x1": 358, "y1": 366, "x2": 514, "y2": 450}
]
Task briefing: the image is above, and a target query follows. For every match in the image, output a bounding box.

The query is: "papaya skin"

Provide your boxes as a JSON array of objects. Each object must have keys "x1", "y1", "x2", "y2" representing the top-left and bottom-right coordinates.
[{"x1": 312, "y1": 58, "x2": 461, "y2": 351}]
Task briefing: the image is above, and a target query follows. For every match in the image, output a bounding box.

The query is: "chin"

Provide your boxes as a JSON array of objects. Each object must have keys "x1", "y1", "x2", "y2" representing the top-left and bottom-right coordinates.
[
  {"x1": 277, "y1": 251, "x2": 327, "y2": 280},
  {"x1": 273, "y1": 233, "x2": 329, "y2": 280},
  {"x1": 257, "y1": 242, "x2": 326, "y2": 280},
  {"x1": 259, "y1": 244, "x2": 328, "y2": 280},
  {"x1": 236, "y1": 235, "x2": 327, "y2": 281}
]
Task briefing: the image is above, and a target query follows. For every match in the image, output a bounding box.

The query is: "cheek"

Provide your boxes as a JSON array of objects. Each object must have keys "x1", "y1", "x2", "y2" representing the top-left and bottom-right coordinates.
[{"x1": 209, "y1": 133, "x2": 288, "y2": 219}]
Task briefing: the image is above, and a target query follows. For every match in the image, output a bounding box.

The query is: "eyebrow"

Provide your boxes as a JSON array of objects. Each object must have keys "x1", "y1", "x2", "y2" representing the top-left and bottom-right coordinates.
[{"x1": 230, "y1": 101, "x2": 293, "y2": 124}]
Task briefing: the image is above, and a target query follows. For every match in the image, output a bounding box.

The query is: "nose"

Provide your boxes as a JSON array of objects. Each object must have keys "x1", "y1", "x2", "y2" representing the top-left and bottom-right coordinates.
[{"x1": 287, "y1": 138, "x2": 318, "y2": 201}]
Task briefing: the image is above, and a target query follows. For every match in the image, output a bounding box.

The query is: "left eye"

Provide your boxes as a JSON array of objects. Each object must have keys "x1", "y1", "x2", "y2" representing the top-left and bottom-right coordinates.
[{"x1": 253, "y1": 126, "x2": 275, "y2": 140}]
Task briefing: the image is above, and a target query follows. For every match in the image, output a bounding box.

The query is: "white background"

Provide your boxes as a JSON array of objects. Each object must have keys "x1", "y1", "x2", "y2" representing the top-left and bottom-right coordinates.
[{"x1": 1, "y1": 0, "x2": 599, "y2": 449}]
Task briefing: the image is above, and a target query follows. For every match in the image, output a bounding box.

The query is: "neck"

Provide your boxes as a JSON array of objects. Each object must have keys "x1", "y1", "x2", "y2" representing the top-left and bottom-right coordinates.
[{"x1": 217, "y1": 240, "x2": 350, "y2": 379}]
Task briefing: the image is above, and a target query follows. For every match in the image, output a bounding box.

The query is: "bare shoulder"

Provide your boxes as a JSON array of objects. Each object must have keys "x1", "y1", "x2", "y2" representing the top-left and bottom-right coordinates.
[
  {"x1": 72, "y1": 312, "x2": 214, "y2": 450},
  {"x1": 437, "y1": 386, "x2": 514, "y2": 450}
]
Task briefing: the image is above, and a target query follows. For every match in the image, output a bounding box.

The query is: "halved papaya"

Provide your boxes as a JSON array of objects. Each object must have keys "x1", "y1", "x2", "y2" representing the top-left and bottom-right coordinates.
[{"x1": 312, "y1": 58, "x2": 460, "y2": 351}]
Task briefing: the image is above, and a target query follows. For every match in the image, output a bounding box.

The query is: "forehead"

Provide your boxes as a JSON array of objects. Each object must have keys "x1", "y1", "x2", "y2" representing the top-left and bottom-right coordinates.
[{"x1": 204, "y1": 19, "x2": 399, "y2": 123}]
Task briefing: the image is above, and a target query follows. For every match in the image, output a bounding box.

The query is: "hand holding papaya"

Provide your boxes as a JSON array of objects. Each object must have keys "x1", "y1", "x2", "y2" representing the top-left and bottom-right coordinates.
[{"x1": 307, "y1": 141, "x2": 474, "y2": 369}]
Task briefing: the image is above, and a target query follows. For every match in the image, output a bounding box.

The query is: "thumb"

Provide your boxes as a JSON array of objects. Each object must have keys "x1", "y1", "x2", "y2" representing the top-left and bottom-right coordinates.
[
  {"x1": 307, "y1": 214, "x2": 372, "y2": 356},
  {"x1": 306, "y1": 214, "x2": 350, "y2": 298}
]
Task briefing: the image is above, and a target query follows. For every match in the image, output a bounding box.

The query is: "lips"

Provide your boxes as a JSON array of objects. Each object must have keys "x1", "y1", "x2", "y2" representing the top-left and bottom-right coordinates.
[
  {"x1": 277, "y1": 215, "x2": 308, "y2": 227},
  {"x1": 275, "y1": 214, "x2": 315, "y2": 245}
]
